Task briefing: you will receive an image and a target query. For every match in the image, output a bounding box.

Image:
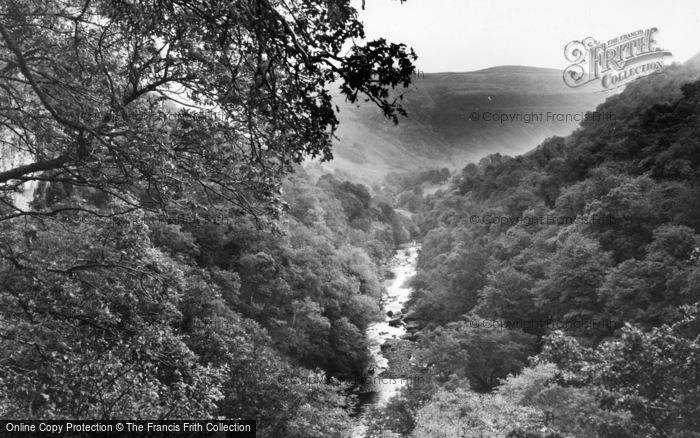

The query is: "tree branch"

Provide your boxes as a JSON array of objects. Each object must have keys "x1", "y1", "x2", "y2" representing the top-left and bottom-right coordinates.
[{"x1": 0, "y1": 155, "x2": 70, "y2": 184}]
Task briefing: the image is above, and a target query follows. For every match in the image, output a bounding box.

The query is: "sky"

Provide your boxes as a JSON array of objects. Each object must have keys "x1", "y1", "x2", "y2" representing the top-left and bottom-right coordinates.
[{"x1": 355, "y1": 0, "x2": 700, "y2": 72}]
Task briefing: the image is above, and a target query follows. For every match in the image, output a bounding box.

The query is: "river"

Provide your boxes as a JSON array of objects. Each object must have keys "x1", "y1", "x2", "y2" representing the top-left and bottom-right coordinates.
[{"x1": 351, "y1": 242, "x2": 419, "y2": 437}]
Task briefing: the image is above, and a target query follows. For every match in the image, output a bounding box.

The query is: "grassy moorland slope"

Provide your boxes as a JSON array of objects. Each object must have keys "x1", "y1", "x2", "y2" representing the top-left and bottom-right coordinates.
[{"x1": 323, "y1": 65, "x2": 608, "y2": 180}]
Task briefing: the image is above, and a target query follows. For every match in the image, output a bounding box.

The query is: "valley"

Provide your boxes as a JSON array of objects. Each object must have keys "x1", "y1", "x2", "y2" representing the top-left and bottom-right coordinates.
[{"x1": 322, "y1": 66, "x2": 610, "y2": 181}]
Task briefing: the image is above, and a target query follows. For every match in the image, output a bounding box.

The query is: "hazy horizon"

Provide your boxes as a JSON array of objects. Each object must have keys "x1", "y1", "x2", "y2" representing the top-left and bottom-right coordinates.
[{"x1": 355, "y1": 0, "x2": 700, "y2": 73}]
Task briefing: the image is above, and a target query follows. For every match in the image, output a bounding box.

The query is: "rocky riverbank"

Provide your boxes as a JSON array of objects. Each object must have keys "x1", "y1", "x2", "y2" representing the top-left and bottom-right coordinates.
[{"x1": 351, "y1": 243, "x2": 420, "y2": 437}]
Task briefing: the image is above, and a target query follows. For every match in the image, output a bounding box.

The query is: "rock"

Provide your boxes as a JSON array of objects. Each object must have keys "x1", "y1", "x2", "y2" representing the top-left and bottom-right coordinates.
[
  {"x1": 402, "y1": 310, "x2": 418, "y2": 321},
  {"x1": 388, "y1": 316, "x2": 403, "y2": 327},
  {"x1": 405, "y1": 321, "x2": 422, "y2": 332},
  {"x1": 400, "y1": 333, "x2": 419, "y2": 341}
]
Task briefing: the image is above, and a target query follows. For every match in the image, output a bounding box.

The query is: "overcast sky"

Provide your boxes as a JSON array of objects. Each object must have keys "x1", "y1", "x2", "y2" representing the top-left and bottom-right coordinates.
[{"x1": 355, "y1": 0, "x2": 700, "y2": 72}]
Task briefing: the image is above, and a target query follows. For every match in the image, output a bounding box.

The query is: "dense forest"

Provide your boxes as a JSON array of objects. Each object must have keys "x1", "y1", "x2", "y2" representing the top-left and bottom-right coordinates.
[
  {"x1": 0, "y1": 1, "x2": 418, "y2": 437},
  {"x1": 363, "y1": 63, "x2": 700, "y2": 437},
  {"x1": 2, "y1": 164, "x2": 416, "y2": 436}
]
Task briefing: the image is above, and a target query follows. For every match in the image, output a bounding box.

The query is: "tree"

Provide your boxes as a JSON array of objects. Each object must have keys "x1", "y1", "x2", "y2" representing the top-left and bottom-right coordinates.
[
  {"x1": 595, "y1": 308, "x2": 700, "y2": 436},
  {"x1": 598, "y1": 225, "x2": 700, "y2": 327},
  {"x1": 582, "y1": 175, "x2": 665, "y2": 262},
  {"x1": 409, "y1": 387, "x2": 544, "y2": 438},
  {"x1": 475, "y1": 266, "x2": 540, "y2": 331},
  {"x1": 533, "y1": 307, "x2": 700, "y2": 438},
  {"x1": 415, "y1": 315, "x2": 537, "y2": 392},
  {"x1": 533, "y1": 231, "x2": 612, "y2": 338},
  {"x1": 0, "y1": 0, "x2": 416, "y2": 224},
  {"x1": 0, "y1": 214, "x2": 226, "y2": 418}
]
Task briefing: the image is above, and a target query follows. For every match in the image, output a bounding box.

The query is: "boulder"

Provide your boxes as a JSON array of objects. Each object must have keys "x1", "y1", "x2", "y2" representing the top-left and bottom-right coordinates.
[
  {"x1": 400, "y1": 332, "x2": 419, "y2": 342},
  {"x1": 402, "y1": 310, "x2": 419, "y2": 322},
  {"x1": 405, "y1": 321, "x2": 423, "y2": 332},
  {"x1": 388, "y1": 316, "x2": 403, "y2": 327}
]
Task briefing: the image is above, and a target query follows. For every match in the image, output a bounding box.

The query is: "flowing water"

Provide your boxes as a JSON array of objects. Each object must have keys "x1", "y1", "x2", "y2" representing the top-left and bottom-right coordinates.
[
  {"x1": 351, "y1": 242, "x2": 419, "y2": 437},
  {"x1": 0, "y1": 144, "x2": 37, "y2": 211},
  {"x1": 2, "y1": 142, "x2": 421, "y2": 436}
]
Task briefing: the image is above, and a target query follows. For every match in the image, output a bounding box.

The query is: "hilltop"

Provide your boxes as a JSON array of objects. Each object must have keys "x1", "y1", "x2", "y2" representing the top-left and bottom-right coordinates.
[{"x1": 321, "y1": 65, "x2": 610, "y2": 180}]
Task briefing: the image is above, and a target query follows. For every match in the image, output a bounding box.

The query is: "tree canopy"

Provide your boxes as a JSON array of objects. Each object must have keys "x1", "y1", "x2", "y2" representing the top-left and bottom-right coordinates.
[
  {"x1": 0, "y1": 0, "x2": 416, "y2": 223},
  {"x1": 0, "y1": 1, "x2": 419, "y2": 434},
  {"x1": 366, "y1": 63, "x2": 700, "y2": 437}
]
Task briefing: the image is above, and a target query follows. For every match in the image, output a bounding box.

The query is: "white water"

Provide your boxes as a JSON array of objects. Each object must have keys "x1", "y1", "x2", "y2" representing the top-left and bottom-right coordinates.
[
  {"x1": 0, "y1": 143, "x2": 37, "y2": 211},
  {"x1": 351, "y1": 242, "x2": 419, "y2": 437}
]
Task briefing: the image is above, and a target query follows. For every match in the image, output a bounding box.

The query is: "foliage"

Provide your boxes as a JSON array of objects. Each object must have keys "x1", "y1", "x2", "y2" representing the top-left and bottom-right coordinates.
[
  {"x1": 0, "y1": 0, "x2": 416, "y2": 224},
  {"x1": 414, "y1": 315, "x2": 537, "y2": 392},
  {"x1": 369, "y1": 66, "x2": 700, "y2": 436},
  {"x1": 0, "y1": 0, "x2": 418, "y2": 434}
]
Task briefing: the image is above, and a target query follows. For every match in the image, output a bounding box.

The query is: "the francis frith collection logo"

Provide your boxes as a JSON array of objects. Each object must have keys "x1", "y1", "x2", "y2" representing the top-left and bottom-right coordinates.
[{"x1": 564, "y1": 28, "x2": 672, "y2": 89}]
